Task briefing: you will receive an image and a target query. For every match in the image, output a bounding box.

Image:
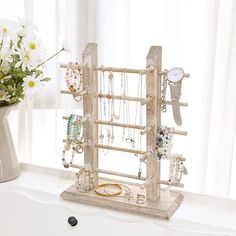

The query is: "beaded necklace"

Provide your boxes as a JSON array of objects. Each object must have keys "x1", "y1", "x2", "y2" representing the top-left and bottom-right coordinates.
[
  {"x1": 62, "y1": 114, "x2": 84, "y2": 168},
  {"x1": 65, "y1": 62, "x2": 84, "y2": 101}
]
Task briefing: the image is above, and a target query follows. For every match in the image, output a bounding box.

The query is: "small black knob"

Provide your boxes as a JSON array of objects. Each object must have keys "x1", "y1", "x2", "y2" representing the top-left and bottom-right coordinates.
[{"x1": 68, "y1": 216, "x2": 78, "y2": 226}]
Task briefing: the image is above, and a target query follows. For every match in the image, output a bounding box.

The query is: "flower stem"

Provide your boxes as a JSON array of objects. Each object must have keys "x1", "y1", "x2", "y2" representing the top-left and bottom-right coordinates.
[
  {"x1": 0, "y1": 37, "x2": 4, "y2": 51},
  {"x1": 36, "y1": 48, "x2": 64, "y2": 68}
]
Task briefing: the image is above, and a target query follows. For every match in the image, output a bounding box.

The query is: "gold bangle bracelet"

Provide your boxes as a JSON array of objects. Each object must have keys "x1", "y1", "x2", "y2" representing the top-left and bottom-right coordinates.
[{"x1": 95, "y1": 183, "x2": 122, "y2": 197}]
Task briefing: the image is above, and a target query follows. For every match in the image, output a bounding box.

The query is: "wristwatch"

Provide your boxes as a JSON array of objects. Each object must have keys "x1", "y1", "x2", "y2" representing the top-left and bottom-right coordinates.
[{"x1": 166, "y1": 67, "x2": 185, "y2": 126}]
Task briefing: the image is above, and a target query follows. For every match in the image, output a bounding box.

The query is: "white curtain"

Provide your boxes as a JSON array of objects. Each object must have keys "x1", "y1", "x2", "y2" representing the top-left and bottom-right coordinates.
[{"x1": 1, "y1": 0, "x2": 236, "y2": 198}]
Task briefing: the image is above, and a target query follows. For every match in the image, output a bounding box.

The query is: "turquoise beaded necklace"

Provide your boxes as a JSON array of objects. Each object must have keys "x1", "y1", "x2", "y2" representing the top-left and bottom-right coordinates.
[
  {"x1": 67, "y1": 114, "x2": 84, "y2": 144},
  {"x1": 62, "y1": 114, "x2": 84, "y2": 168}
]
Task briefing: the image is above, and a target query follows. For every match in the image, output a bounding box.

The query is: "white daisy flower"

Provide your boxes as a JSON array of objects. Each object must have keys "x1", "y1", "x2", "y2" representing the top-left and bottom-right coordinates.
[
  {"x1": 0, "y1": 19, "x2": 20, "y2": 42},
  {"x1": 22, "y1": 34, "x2": 44, "y2": 51},
  {"x1": 0, "y1": 19, "x2": 11, "y2": 36},
  {"x1": 17, "y1": 18, "x2": 37, "y2": 37},
  {"x1": 0, "y1": 48, "x2": 13, "y2": 73},
  {"x1": 0, "y1": 90, "x2": 11, "y2": 102},
  {"x1": 23, "y1": 74, "x2": 44, "y2": 98},
  {"x1": 15, "y1": 48, "x2": 38, "y2": 71},
  {"x1": 0, "y1": 47, "x2": 13, "y2": 61}
]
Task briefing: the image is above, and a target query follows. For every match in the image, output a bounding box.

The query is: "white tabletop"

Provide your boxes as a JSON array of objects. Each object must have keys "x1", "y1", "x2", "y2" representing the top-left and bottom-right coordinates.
[{"x1": 0, "y1": 163, "x2": 235, "y2": 236}]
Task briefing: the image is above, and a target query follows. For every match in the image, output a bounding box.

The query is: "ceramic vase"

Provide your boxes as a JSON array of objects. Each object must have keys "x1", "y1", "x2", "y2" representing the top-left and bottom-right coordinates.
[{"x1": 0, "y1": 103, "x2": 20, "y2": 183}]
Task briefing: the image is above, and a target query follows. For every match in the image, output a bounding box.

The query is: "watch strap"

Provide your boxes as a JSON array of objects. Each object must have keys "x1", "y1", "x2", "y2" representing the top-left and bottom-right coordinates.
[{"x1": 169, "y1": 82, "x2": 182, "y2": 126}]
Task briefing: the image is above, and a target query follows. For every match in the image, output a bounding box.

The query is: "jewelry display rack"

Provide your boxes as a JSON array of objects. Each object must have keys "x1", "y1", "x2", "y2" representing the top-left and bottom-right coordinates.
[{"x1": 60, "y1": 43, "x2": 189, "y2": 219}]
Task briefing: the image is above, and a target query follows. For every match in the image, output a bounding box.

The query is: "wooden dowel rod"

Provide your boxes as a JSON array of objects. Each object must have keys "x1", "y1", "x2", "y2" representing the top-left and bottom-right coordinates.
[
  {"x1": 95, "y1": 144, "x2": 146, "y2": 155},
  {"x1": 159, "y1": 180, "x2": 184, "y2": 188},
  {"x1": 95, "y1": 93, "x2": 146, "y2": 103},
  {"x1": 62, "y1": 115, "x2": 89, "y2": 123},
  {"x1": 60, "y1": 62, "x2": 87, "y2": 68},
  {"x1": 70, "y1": 163, "x2": 84, "y2": 169},
  {"x1": 158, "y1": 71, "x2": 190, "y2": 78},
  {"x1": 94, "y1": 66, "x2": 154, "y2": 74},
  {"x1": 61, "y1": 90, "x2": 73, "y2": 94},
  {"x1": 159, "y1": 100, "x2": 188, "y2": 107},
  {"x1": 95, "y1": 168, "x2": 146, "y2": 180},
  {"x1": 140, "y1": 95, "x2": 154, "y2": 105},
  {"x1": 140, "y1": 125, "x2": 154, "y2": 135},
  {"x1": 60, "y1": 90, "x2": 88, "y2": 96},
  {"x1": 171, "y1": 155, "x2": 186, "y2": 161},
  {"x1": 168, "y1": 128, "x2": 187, "y2": 136},
  {"x1": 140, "y1": 176, "x2": 154, "y2": 189},
  {"x1": 158, "y1": 71, "x2": 166, "y2": 76},
  {"x1": 101, "y1": 177, "x2": 144, "y2": 187},
  {"x1": 95, "y1": 120, "x2": 145, "y2": 130},
  {"x1": 62, "y1": 139, "x2": 89, "y2": 148},
  {"x1": 140, "y1": 151, "x2": 154, "y2": 162},
  {"x1": 79, "y1": 141, "x2": 89, "y2": 148}
]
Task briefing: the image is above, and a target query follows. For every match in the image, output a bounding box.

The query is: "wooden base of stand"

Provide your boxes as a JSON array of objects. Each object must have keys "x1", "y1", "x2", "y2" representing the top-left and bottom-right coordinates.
[{"x1": 60, "y1": 180, "x2": 184, "y2": 220}]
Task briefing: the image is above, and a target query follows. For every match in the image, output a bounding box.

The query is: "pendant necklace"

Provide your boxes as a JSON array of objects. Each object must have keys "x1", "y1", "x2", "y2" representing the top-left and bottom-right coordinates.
[
  {"x1": 123, "y1": 72, "x2": 135, "y2": 148},
  {"x1": 137, "y1": 73, "x2": 144, "y2": 178},
  {"x1": 102, "y1": 69, "x2": 109, "y2": 155},
  {"x1": 108, "y1": 71, "x2": 115, "y2": 143}
]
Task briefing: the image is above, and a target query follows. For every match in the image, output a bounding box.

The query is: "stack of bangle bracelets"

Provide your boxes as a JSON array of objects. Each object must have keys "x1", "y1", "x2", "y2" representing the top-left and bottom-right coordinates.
[
  {"x1": 169, "y1": 154, "x2": 188, "y2": 183},
  {"x1": 156, "y1": 125, "x2": 173, "y2": 160},
  {"x1": 65, "y1": 62, "x2": 85, "y2": 102},
  {"x1": 76, "y1": 165, "x2": 95, "y2": 192},
  {"x1": 62, "y1": 114, "x2": 84, "y2": 168},
  {"x1": 94, "y1": 183, "x2": 146, "y2": 204}
]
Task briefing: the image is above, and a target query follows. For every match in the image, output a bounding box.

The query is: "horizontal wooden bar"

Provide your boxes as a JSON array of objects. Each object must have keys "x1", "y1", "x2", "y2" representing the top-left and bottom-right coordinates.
[
  {"x1": 95, "y1": 120, "x2": 145, "y2": 130},
  {"x1": 140, "y1": 95, "x2": 154, "y2": 105},
  {"x1": 60, "y1": 90, "x2": 88, "y2": 96},
  {"x1": 60, "y1": 62, "x2": 87, "y2": 69},
  {"x1": 101, "y1": 177, "x2": 144, "y2": 187},
  {"x1": 158, "y1": 71, "x2": 166, "y2": 76},
  {"x1": 168, "y1": 128, "x2": 187, "y2": 136},
  {"x1": 62, "y1": 139, "x2": 89, "y2": 147},
  {"x1": 95, "y1": 144, "x2": 146, "y2": 155},
  {"x1": 171, "y1": 155, "x2": 186, "y2": 162},
  {"x1": 95, "y1": 93, "x2": 146, "y2": 103},
  {"x1": 70, "y1": 163, "x2": 84, "y2": 169},
  {"x1": 94, "y1": 66, "x2": 154, "y2": 74},
  {"x1": 158, "y1": 71, "x2": 190, "y2": 78},
  {"x1": 159, "y1": 180, "x2": 184, "y2": 188},
  {"x1": 96, "y1": 168, "x2": 146, "y2": 180},
  {"x1": 79, "y1": 141, "x2": 89, "y2": 148},
  {"x1": 63, "y1": 115, "x2": 89, "y2": 124},
  {"x1": 140, "y1": 176, "x2": 154, "y2": 189},
  {"x1": 140, "y1": 125, "x2": 154, "y2": 135},
  {"x1": 159, "y1": 100, "x2": 188, "y2": 107}
]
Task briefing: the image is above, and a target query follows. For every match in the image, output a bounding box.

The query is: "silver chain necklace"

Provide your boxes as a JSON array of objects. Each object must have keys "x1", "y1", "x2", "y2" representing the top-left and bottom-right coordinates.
[{"x1": 161, "y1": 72, "x2": 168, "y2": 112}]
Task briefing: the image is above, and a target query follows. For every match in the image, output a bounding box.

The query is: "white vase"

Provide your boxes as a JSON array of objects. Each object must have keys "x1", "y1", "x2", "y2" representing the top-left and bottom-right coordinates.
[{"x1": 0, "y1": 103, "x2": 21, "y2": 183}]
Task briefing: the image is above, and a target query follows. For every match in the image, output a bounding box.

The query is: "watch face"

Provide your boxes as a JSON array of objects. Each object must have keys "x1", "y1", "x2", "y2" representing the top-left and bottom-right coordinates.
[{"x1": 166, "y1": 67, "x2": 184, "y2": 83}]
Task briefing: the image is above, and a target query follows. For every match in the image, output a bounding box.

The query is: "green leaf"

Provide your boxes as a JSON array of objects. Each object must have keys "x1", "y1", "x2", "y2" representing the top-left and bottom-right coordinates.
[{"x1": 41, "y1": 77, "x2": 51, "y2": 82}]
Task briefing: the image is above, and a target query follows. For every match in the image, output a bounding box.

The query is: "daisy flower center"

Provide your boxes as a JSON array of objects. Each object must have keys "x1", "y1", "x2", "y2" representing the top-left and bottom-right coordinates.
[
  {"x1": 3, "y1": 27, "x2": 8, "y2": 33},
  {"x1": 28, "y1": 81, "x2": 35, "y2": 88},
  {"x1": 29, "y1": 42, "x2": 37, "y2": 50},
  {"x1": 24, "y1": 53, "x2": 30, "y2": 61}
]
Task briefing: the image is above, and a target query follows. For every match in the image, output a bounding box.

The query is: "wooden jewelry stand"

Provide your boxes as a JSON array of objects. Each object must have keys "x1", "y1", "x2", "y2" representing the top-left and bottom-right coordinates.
[{"x1": 60, "y1": 43, "x2": 188, "y2": 219}]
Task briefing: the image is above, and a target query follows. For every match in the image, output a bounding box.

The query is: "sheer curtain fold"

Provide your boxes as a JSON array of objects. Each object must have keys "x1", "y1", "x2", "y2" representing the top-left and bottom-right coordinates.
[
  {"x1": 203, "y1": 0, "x2": 236, "y2": 197},
  {"x1": 1, "y1": 0, "x2": 235, "y2": 198}
]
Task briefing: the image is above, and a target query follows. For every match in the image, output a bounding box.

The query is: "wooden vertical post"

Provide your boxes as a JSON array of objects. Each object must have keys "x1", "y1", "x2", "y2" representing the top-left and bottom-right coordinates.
[
  {"x1": 146, "y1": 46, "x2": 162, "y2": 201},
  {"x1": 82, "y1": 43, "x2": 98, "y2": 185}
]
